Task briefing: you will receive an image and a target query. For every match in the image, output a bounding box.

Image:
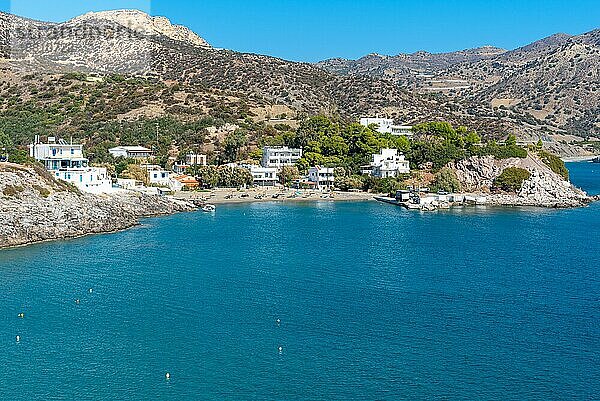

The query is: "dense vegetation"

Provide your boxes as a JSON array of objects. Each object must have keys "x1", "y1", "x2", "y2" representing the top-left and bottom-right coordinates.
[
  {"x1": 187, "y1": 165, "x2": 253, "y2": 189},
  {"x1": 493, "y1": 167, "x2": 531, "y2": 192},
  {"x1": 537, "y1": 150, "x2": 569, "y2": 180}
]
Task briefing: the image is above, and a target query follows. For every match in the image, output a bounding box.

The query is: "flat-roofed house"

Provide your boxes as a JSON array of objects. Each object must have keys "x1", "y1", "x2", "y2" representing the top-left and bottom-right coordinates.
[
  {"x1": 363, "y1": 148, "x2": 410, "y2": 178},
  {"x1": 261, "y1": 146, "x2": 302, "y2": 168},
  {"x1": 360, "y1": 117, "x2": 413, "y2": 136},
  {"x1": 308, "y1": 166, "x2": 335, "y2": 190},
  {"x1": 109, "y1": 146, "x2": 154, "y2": 159},
  {"x1": 29, "y1": 136, "x2": 113, "y2": 194}
]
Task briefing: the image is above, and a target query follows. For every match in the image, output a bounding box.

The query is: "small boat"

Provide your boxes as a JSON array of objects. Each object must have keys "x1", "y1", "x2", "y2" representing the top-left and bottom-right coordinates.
[{"x1": 202, "y1": 204, "x2": 216, "y2": 212}]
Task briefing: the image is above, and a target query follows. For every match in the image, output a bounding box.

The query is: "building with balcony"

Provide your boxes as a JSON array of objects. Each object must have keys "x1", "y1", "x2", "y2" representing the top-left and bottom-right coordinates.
[
  {"x1": 261, "y1": 146, "x2": 302, "y2": 168},
  {"x1": 29, "y1": 136, "x2": 113, "y2": 194},
  {"x1": 109, "y1": 146, "x2": 154, "y2": 159},
  {"x1": 308, "y1": 166, "x2": 335, "y2": 190},
  {"x1": 362, "y1": 149, "x2": 411, "y2": 178},
  {"x1": 359, "y1": 117, "x2": 413, "y2": 136}
]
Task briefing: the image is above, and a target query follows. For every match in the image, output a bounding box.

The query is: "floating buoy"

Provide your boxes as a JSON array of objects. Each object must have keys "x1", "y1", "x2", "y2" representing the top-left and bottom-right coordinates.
[
  {"x1": 75, "y1": 299, "x2": 80, "y2": 305},
  {"x1": 278, "y1": 346, "x2": 283, "y2": 353},
  {"x1": 18, "y1": 313, "x2": 24, "y2": 319},
  {"x1": 276, "y1": 318, "x2": 281, "y2": 325},
  {"x1": 89, "y1": 288, "x2": 93, "y2": 294},
  {"x1": 165, "y1": 372, "x2": 171, "y2": 380},
  {"x1": 16, "y1": 335, "x2": 20, "y2": 342}
]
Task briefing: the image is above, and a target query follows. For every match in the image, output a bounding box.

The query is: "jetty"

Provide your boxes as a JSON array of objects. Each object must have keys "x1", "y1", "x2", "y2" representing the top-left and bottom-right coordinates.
[{"x1": 375, "y1": 190, "x2": 487, "y2": 211}]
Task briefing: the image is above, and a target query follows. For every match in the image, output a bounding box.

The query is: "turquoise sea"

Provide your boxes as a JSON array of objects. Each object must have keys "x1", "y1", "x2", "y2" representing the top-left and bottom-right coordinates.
[{"x1": 1, "y1": 162, "x2": 599, "y2": 400}]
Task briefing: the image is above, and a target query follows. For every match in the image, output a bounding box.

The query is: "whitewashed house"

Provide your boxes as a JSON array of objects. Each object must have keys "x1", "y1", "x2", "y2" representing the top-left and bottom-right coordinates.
[
  {"x1": 29, "y1": 136, "x2": 113, "y2": 194},
  {"x1": 249, "y1": 165, "x2": 278, "y2": 186},
  {"x1": 142, "y1": 164, "x2": 171, "y2": 187},
  {"x1": 235, "y1": 163, "x2": 278, "y2": 186},
  {"x1": 109, "y1": 146, "x2": 154, "y2": 159},
  {"x1": 363, "y1": 149, "x2": 410, "y2": 178},
  {"x1": 360, "y1": 117, "x2": 413, "y2": 136},
  {"x1": 308, "y1": 166, "x2": 335, "y2": 190},
  {"x1": 261, "y1": 146, "x2": 302, "y2": 168}
]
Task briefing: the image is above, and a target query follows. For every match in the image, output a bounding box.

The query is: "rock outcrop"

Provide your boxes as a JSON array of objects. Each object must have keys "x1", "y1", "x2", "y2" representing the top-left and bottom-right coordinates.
[
  {"x1": 449, "y1": 155, "x2": 592, "y2": 208},
  {"x1": 0, "y1": 163, "x2": 195, "y2": 249}
]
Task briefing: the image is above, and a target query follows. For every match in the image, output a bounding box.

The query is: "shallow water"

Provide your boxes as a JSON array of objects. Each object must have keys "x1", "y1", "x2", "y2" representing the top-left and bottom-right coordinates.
[{"x1": 0, "y1": 162, "x2": 599, "y2": 400}]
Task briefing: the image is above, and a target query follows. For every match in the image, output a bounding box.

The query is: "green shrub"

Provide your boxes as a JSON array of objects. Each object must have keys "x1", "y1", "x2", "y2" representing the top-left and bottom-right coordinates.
[
  {"x1": 493, "y1": 167, "x2": 531, "y2": 192},
  {"x1": 431, "y1": 168, "x2": 461, "y2": 193},
  {"x1": 538, "y1": 150, "x2": 569, "y2": 180},
  {"x1": 2, "y1": 185, "x2": 24, "y2": 197}
]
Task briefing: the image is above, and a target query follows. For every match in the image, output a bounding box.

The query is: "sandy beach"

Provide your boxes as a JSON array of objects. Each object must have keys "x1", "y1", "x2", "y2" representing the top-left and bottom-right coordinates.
[{"x1": 174, "y1": 187, "x2": 376, "y2": 205}]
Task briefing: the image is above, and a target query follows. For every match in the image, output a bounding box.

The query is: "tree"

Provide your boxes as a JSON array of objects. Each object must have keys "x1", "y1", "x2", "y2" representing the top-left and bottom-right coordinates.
[
  {"x1": 279, "y1": 166, "x2": 300, "y2": 186},
  {"x1": 190, "y1": 165, "x2": 219, "y2": 188},
  {"x1": 294, "y1": 116, "x2": 339, "y2": 149},
  {"x1": 506, "y1": 134, "x2": 517, "y2": 146},
  {"x1": 0, "y1": 131, "x2": 12, "y2": 150},
  {"x1": 223, "y1": 129, "x2": 248, "y2": 162},
  {"x1": 121, "y1": 164, "x2": 149, "y2": 185},
  {"x1": 431, "y1": 168, "x2": 462, "y2": 193},
  {"x1": 335, "y1": 175, "x2": 364, "y2": 191},
  {"x1": 493, "y1": 167, "x2": 531, "y2": 192}
]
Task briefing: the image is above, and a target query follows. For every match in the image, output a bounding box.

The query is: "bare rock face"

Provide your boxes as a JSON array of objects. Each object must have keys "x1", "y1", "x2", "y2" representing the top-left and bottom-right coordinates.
[
  {"x1": 0, "y1": 163, "x2": 195, "y2": 249},
  {"x1": 449, "y1": 154, "x2": 592, "y2": 208},
  {"x1": 70, "y1": 10, "x2": 211, "y2": 48}
]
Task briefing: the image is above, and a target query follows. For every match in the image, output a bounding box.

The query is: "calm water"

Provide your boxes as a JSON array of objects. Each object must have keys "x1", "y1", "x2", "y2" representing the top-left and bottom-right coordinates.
[{"x1": 1, "y1": 163, "x2": 599, "y2": 400}]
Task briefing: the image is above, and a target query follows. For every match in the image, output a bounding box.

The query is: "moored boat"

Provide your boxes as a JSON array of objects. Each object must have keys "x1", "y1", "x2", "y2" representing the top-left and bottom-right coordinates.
[{"x1": 202, "y1": 204, "x2": 216, "y2": 212}]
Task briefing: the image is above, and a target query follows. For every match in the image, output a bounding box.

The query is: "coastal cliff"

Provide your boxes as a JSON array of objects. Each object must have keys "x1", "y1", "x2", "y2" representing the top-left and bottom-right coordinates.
[
  {"x1": 0, "y1": 163, "x2": 195, "y2": 249},
  {"x1": 449, "y1": 155, "x2": 592, "y2": 208}
]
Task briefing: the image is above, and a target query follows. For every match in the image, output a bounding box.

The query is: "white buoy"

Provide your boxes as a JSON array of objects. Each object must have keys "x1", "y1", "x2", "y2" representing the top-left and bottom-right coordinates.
[
  {"x1": 16, "y1": 335, "x2": 20, "y2": 342},
  {"x1": 278, "y1": 346, "x2": 283, "y2": 353},
  {"x1": 18, "y1": 313, "x2": 24, "y2": 319},
  {"x1": 276, "y1": 318, "x2": 281, "y2": 325},
  {"x1": 75, "y1": 299, "x2": 80, "y2": 305},
  {"x1": 89, "y1": 288, "x2": 93, "y2": 294},
  {"x1": 165, "y1": 372, "x2": 171, "y2": 380}
]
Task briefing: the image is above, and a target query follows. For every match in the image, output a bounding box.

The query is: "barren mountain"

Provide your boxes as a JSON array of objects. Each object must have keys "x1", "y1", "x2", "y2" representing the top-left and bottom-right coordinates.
[
  {"x1": 317, "y1": 46, "x2": 506, "y2": 81},
  {"x1": 317, "y1": 30, "x2": 600, "y2": 140},
  {"x1": 0, "y1": 10, "x2": 597, "y2": 157}
]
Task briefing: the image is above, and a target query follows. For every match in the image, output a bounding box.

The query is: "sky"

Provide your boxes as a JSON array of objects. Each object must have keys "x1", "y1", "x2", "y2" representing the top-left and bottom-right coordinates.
[{"x1": 2, "y1": 0, "x2": 599, "y2": 62}]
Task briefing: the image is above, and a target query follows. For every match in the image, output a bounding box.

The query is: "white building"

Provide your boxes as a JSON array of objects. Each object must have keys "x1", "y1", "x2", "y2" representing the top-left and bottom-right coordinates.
[
  {"x1": 109, "y1": 146, "x2": 154, "y2": 159},
  {"x1": 236, "y1": 163, "x2": 278, "y2": 186},
  {"x1": 261, "y1": 146, "x2": 302, "y2": 168},
  {"x1": 360, "y1": 117, "x2": 413, "y2": 136},
  {"x1": 249, "y1": 165, "x2": 278, "y2": 186},
  {"x1": 142, "y1": 164, "x2": 171, "y2": 187},
  {"x1": 308, "y1": 166, "x2": 335, "y2": 190},
  {"x1": 363, "y1": 148, "x2": 410, "y2": 178},
  {"x1": 29, "y1": 136, "x2": 113, "y2": 194},
  {"x1": 173, "y1": 153, "x2": 208, "y2": 174}
]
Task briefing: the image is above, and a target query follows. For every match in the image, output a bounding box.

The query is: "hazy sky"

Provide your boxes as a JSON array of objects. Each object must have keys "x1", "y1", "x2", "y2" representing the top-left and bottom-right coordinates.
[{"x1": 2, "y1": 0, "x2": 599, "y2": 62}]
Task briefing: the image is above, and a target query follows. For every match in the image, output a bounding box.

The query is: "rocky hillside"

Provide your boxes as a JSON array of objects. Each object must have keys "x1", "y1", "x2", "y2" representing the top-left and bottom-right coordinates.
[
  {"x1": 318, "y1": 29, "x2": 600, "y2": 142},
  {"x1": 317, "y1": 46, "x2": 506, "y2": 82},
  {"x1": 450, "y1": 154, "x2": 592, "y2": 208},
  {"x1": 0, "y1": 162, "x2": 194, "y2": 248},
  {"x1": 0, "y1": 10, "x2": 597, "y2": 157},
  {"x1": 0, "y1": 11, "x2": 534, "y2": 137},
  {"x1": 71, "y1": 9, "x2": 212, "y2": 49}
]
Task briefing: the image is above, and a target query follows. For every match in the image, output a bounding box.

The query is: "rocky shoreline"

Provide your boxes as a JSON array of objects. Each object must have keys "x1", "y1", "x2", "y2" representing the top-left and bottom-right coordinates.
[
  {"x1": 1, "y1": 155, "x2": 596, "y2": 250},
  {"x1": 0, "y1": 163, "x2": 196, "y2": 249},
  {"x1": 450, "y1": 155, "x2": 593, "y2": 208}
]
